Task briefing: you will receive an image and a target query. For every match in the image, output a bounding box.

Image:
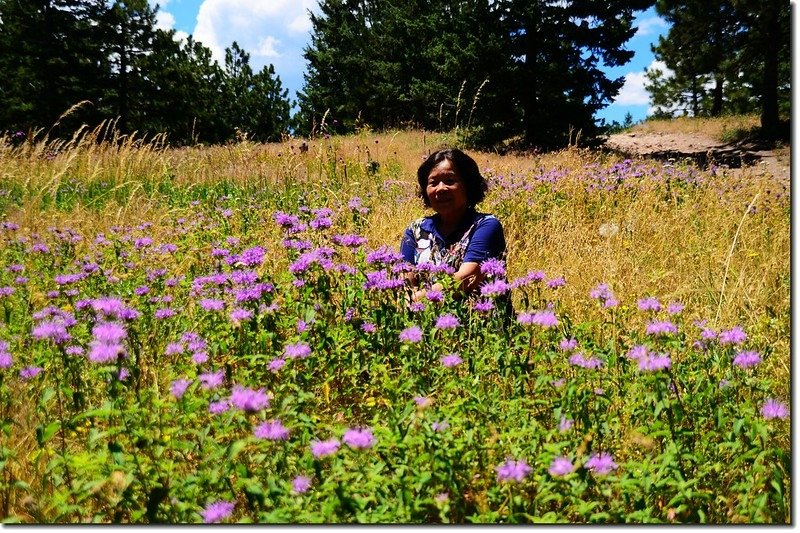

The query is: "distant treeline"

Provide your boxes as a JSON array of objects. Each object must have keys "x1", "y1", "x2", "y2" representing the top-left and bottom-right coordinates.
[{"x1": 0, "y1": 1, "x2": 790, "y2": 148}]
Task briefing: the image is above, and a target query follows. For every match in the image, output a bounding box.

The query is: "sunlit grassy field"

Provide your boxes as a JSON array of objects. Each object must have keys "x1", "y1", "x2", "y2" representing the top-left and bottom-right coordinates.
[{"x1": 0, "y1": 123, "x2": 790, "y2": 523}]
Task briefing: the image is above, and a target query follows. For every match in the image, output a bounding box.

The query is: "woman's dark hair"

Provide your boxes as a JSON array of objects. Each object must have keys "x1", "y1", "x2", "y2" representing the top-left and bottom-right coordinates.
[{"x1": 417, "y1": 148, "x2": 488, "y2": 208}]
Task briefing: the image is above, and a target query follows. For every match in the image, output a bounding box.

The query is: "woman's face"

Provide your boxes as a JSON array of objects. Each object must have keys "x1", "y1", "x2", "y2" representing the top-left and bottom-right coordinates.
[{"x1": 426, "y1": 159, "x2": 468, "y2": 219}]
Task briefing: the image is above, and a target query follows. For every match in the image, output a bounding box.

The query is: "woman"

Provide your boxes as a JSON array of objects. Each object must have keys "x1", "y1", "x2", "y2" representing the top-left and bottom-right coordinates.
[{"x1": 400, "y1": 148, "x2": 506, "y2": 301}]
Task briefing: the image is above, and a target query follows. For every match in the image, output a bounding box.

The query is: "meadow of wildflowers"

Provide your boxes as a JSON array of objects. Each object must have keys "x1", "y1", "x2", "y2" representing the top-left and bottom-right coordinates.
[{"x1": 0, "y1": 127, "x2": 790, "y2": 523}]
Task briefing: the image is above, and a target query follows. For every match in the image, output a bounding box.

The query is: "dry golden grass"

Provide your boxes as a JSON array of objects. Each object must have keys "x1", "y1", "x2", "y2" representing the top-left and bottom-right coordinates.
[{"x1": 630, "y1": 114, "x2": 762, "y2": 141}]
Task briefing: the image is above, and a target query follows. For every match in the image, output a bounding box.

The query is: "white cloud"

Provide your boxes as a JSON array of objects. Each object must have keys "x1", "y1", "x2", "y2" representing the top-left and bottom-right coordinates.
[
  {"x1": 611, "y1": 60, "x2": 674, "y2": 107},
  {"x1": 192, "y1": 0, "x2": 318, "y2": 96},
  {"x1": 155, "y1": 10, "x2": 176, "y2": 31},
  {"x1": 613, "y1": 71, "x2": 651, "y2": 106},
  {"x1": 255, "y1": 36, "x2": 282, "y2": 58},
  {"x1": 635, "y1": 16, "x2": 668, "y2": 38}
]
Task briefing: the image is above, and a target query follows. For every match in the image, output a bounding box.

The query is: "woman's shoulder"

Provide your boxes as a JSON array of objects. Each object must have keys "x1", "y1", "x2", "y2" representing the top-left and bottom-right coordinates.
[{"x1": 473, "y1": 212, "x2": 502, "y2": 228}]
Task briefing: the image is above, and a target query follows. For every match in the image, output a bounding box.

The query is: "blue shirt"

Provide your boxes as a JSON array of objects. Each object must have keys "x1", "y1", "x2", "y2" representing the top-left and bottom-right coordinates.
[{"x1": 400, "y1": 209, "x2": 505, "y2": 267}]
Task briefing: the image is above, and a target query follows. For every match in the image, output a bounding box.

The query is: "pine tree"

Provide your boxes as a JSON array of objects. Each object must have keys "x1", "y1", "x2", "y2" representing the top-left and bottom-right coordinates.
[{"x1": 0, "y1": 0, "x2": 109, "y2": 134}]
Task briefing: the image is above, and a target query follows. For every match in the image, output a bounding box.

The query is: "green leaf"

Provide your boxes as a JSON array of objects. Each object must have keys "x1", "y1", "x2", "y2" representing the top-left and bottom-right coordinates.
[{"x1": 36, "y1": 421, "x2": 60, "y2": 446}]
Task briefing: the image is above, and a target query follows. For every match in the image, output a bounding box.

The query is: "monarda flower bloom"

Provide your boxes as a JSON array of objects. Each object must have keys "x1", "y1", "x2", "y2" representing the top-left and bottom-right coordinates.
[
  {"x1": 399, "y1": 326, "x2": 423, "y2": 343},
  {"x1": 229, "y1": 385, "x2": 270, "y2": 412},
  {"x1": 584, "y1": 452, "x2": 618, "y2": 475},
  {"x1": 201, "y1": 501, "x2": 234, "y2": 524},
  {"x1": 254, "y1": 419, "x2": 290, "y2": 441},
  {"x1": 343, "y1": 427, "x2": 376, "y2": 449},
  {"x1": 495, "y1": 459, "x2": 532, "y2": 483},
  {"x1": 434, "y1": 314, "x2": 460, "y2": 330},
  {"x1": 310, "y1": 438, "x2": 340, "y2": 458},
  {"x1": 548, "y1": 456, "x2": 574, "y2": 476}
]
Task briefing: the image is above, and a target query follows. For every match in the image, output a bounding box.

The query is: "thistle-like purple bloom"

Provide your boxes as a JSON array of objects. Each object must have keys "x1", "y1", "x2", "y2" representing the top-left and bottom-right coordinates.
[
  {"x1": 343, "y1": 427, "x2": 376, "y2": 449},
  {"x1": 638, "y1": 353, "x2": 672, "y2": 372},
  {"x1": 425, "y1": 290, "x2": 443, "y2": 303},
  {"x1": 761, "y1": 399, "x2": 789, "y2": 420},
  {"x1": 473, "y1": 299, "x2": 494, "y2": 312},
  {"x1": 229, "y1": 308, "x2": 253, "y2": 323},
  {"x1": 719, "y1": 326, "x2": 747, "y2": 346},
  {"x1": 361, "y1": 322, "x2": 377, "y2": 334},
  {"x1": 20, "y1": 366, "x2": 42, "y2": 380},
  {"x1": 637, "y1": 296, "x2": 662, "y2": 312},
  {"x1": 435, "y1": 313, "x2": 460, "y2": 330},
  {"x1": 88, "y1": 341, "x2": 124, "y2": 363},
  {"x1": 399, "y1": 325, "x2": 423, "y2": 343},
  {"x1": 646, "y1": 320, "x2": 678, "y2": 336},
  {"x1": 171, "y1": 378, "x2": 192, "y2": 399},
  {"x1": 254, "y1": 419, "x2": 290, "y2": 441},
  {"x1": 559, "y1": 338, "x2": 578, "y2": 352},
  {"x1": 310, "y1": 438, "x2": 341, "y2": 458},
  {"x1": 268, "y1": 358, "x2": 286, "y2": 373},
  {"x1": 441, "y1": 353, "x2": 463, "y2": 368},
  {"x1": 546, "y1": 277, "x2": 566, "y2": 289},
  {"x1": 558, "y1": 416, "x2": 573, "y2": 432},
  {"x1": 432, "y1": 420, "x2": 449, "y2": 432},
  {"x1": 292, "y1": 475, "x2": 313, "y2": 494},
  {"x1": 480, "y1": 279, "x2": 510, "y2": 297},
  {"x1": 284, "y1": 342, "x2": 312, "y2": 359},
  {"x1": 32, "y1": 320, "x2": 71, "y2": 344},
  {"x1": 209, "y1": 400, "x2": 230, "y2": 415},
  {"x1": 732, "y1": 350, "x2": 761, "y2": 369},
  {"x1": 201, "y1": 501, "x2": 234, "y2": 524},
  {"x1": 517, "y1": 310, "x2": 559, "y2": 328},
  {"x1": 626, "y1": 344, "x2": 649, "y2": 361},
  {"x1": 199, "y1": 370, "x2": 225, "y2": 390},
  {"x1": 480, "y1": 258, "x2": 506, "y2": 277},
  {"x1": 667, "y1": 302, "x2": 685, "y2": 315},
  {"x1": 229, "y1": 385, "x2": 270, "y2": 412},
  {"x1": 569, "y1": 352, "x2": 603, "y2": 369},
  {"x1": 495, "y1": 459, "x2": 532, "y2": 483},
  {"x1": 548, "y1": 456, "x2": 574, "y2": 476},
  {"x1": 199, "y1": 299, "x2": 225, "y2": 311},
  {"x1": 585, "y1": 452, "x2": 618, "y2": 475}
]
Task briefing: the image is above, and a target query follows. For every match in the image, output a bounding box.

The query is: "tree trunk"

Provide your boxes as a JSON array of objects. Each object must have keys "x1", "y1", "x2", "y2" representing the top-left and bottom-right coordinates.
[
  {"x1": 523, "y1": 5, "x2": 538, "y2": 145},
  {"x1": 711, "y1": 73, "x2": 723, "y2": 117},
  {"x1": 759, "y1": 2, "x2": 780, "y2": 139}
]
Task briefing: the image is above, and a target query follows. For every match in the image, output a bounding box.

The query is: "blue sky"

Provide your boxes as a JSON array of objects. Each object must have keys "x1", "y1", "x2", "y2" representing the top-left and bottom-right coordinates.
[{"x1": 153, "y1": 1, "x2": 670, "y2": 125}]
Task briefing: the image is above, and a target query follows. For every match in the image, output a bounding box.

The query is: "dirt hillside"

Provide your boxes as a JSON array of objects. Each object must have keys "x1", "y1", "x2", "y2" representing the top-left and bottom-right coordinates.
[{"x1": 605, "y1": 131, "x2": 790, "y2": 181}]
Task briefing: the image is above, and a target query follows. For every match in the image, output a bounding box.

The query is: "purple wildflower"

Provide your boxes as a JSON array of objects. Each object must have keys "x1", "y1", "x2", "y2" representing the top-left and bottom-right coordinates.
[
  {"x1": 637, "y1": 296, "x2": 662, "y2": 312},
  {"x1": 480, "y1": 258, "x2": 506, "y2": 277},
  {"x1": 480, "y1": 279, "x2": 510, "y2": 297},
  {"x1": 229, "y1": 385, "x2": 270, "y2": 412},
  {"x1": 254, "y1": 420, "x2": 291, "y2": 441},
  {"x1": 495, "y1": 459, "x2": 532, "y2": 483},
  {"x1": 761, "y1": 399, "x2": 788, "y2": 420},
  {"x1": 201, "y1": 501, "x2": 234, "y2": 524},
  {"x1": 20, "y1": 366, "x2": 42, "y2": 380},
  {"x1": 441, "y1": 353, "x2": 463, "y2": 368},
  {"x1": 284, "y1": 342, "x2": 312, "y2": 360},
  {"x1": 732, "y1": 350, "x2": 761, "y2": 369},
  {"x1": 432, "y1": 420, "x2": 449, "y2": 432},
  {"x1": 558, "y1": 416, "x2": 573, "y2": 432},
  {"x1": 638, "y1": 353, "x2": 672, "y2": 372},
  {"x1": 310, "y1": 438, "x2": 340, "y2": 458},
  {"x1": 435, "y1": 313, "x2": 460, "y2": 330},
  {"x1": 198, "y1": 370, "x2": 225, "y2": 390},
  {"x1": 559, "y1": 338, "x2": 578, "y2": 352},
  {"x1": 165, "y1": 342, "x2": 184, "y2": 356},
  {"x1": 399, "y1": 325, "x2": 423, "y2": 343},
  {"x1": 646, "y1": 320, "x2": 678, "y2": 336},
  {"x1": 667, "y1": 302, "x2": 685, "y2": 315},
  {"x1": 546, "y1": 277, "x2": 566, "y2": 289},
  {"x1": 473, "y1": 299, "x2": 494, "y2": 312},
  {"x1": 154, "y1": 308, "x2": 175, "y2": 320},
  {"x1": 209, "y1": 400, "x2": 230, "y2": 415},
  {"x1": 88, "y1": 341, "x2": 124, "y2": 363},
  {"x1": 548, "y1": 456, "x2": 575, "y2": 476},
  {"x1": 626, "y1": 344, "x2": 649, "y2": 361},
  {"x1": 171, "y1": 378, "x2": 192, "y2": 399},
  {"x1": 199, "y1": 299, "x2": 225, "y2": 311},
  {"x1": 585, "y1": 452, "x2": 618, "y2": 475},
  {"x1": 292, "y1": 475, "x2": 313, "y2": 494},
  {"x1": 361, "y1": 322, "x2": 377, "y2": 334},
  {"x1": 569, "y1": 352, "x2": 603, "y2": 369},
  {"x1": 517, "y1": 309, "x2": 559, "y2": 328},
  {"x1": 268, "y1": 358, "x2": 286, "y2": 373},
  {"x1": 229, "y1": 308, "x2": 253, "y2": 323},
  {"x1": 719, "y1": 326, "x2": 747, "y2": 346},
  {"x1": 343, "y1": 427, "x2": 376, "y2": 449},
  {"x1": 425, "y1": 290, "x2": 443, "y2": 303}
]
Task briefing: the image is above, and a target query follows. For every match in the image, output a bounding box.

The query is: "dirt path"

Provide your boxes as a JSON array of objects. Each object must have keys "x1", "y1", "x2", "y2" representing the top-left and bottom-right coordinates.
[{"x1": 604, "y1": 131, "x2": 790, "y2": 181}]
